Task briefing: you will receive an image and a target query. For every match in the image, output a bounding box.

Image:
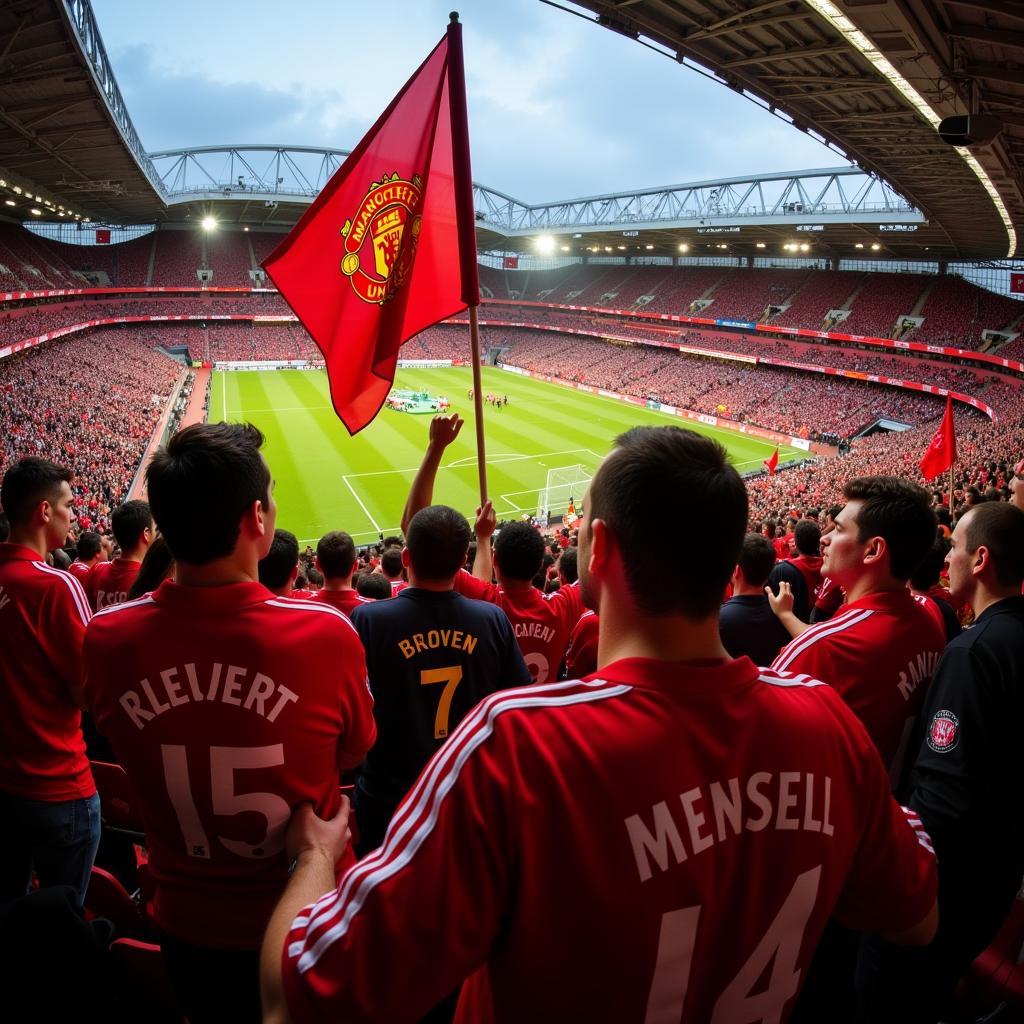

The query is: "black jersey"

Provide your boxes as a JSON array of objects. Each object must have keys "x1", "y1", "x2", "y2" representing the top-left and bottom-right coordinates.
[{"x1": 350, "y1": 588, "x2": 530, "y2": 821}]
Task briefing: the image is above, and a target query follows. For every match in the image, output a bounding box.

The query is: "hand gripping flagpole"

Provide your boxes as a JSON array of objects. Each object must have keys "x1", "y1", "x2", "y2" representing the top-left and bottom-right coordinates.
[{"x1": 447, "y1": 11, "x2": 488, "y2": 505}]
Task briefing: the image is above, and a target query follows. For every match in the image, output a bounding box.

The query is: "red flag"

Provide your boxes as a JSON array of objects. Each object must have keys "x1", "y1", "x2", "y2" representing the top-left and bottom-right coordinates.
[
  {"x1": 763, "y1": 448, "x2": 779, "y2": 476},
  {"x1": 263, "y1": 19, "x2": 478, "y2": 434},
  {"x1": 919, "y1": 397, "x2": 957, "y2": 481}
]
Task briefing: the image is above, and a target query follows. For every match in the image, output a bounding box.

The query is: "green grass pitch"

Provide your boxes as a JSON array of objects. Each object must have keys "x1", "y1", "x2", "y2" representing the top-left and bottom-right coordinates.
[{"x1": 209, "y1": 367, "x2": 805, "y2": 545}]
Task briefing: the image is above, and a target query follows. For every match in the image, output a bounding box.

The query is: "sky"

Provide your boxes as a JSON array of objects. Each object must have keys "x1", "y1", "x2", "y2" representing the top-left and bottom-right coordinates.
[{"x1": 89, "y1": 0, "x2": 844, "y2": 204}]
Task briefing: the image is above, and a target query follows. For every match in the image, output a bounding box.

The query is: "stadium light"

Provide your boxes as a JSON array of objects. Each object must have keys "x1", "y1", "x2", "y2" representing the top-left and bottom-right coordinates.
[
  {"x1": 756, "y1": 242, "x2": 766, "y2": 249},
  {"x1": 243, "y1": 226, "x2": 250, "y2": 232},
  {"x1": 535, "y1": 235, "x2": 555, "y2": 255},
  {"x1": 855, "y1": 242, "x2": 864, "y2": 249},
  {"x1": 799, "y1": 243, "x2": 810, "y2": 252},
  {"x1": 201, "y1": 216, "x2": 218, "y2": 232},
  {"x1": 871, "y1": 242, "x2": 881, "y2": 251},
  {"x1": 4, "y1": 200, "x2": 14, "y2": 207},
  {"x1": 645, "y1": 244, "x2": 654, "y2": 250},
  {"x1": 29, "y1": 207, "x2": 41, "y2": 215},
  {"x1": 560, "y1": 245, "x2": 571, "y2": 252},
  {"x1": 678, "y1": 243, "x2": 689, "y2": 253}
]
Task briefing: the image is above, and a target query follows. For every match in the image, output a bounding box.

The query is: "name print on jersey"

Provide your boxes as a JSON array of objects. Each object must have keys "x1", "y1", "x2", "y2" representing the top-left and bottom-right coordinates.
[
  {"x1": 626, "y1": 771, "x2": 834, "y2": 882},
  {"x1": 119, "y1": 662, "x2": 298, "y2": 730},
  {"x1": 397, "y1": 628, "x2": 478, "y2": 660},
  {"x1": 897, "y1": 650, "x2": 940, "y2": 702}
]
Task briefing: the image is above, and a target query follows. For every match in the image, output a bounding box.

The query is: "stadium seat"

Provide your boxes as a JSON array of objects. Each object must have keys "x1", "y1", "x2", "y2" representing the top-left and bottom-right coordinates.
[
  {"x1": 84, "y1": 866, "x2": 144, "y2": 940},
  {"x1": 959, "y1": 897, "x2": 1024, "y2": 1020},
  {"x1": 109, "y1": 938, "x2": 186, "y2": 1024},
  {"x1": 91, "y1": 760, "x2": 146, "y2": 839}
]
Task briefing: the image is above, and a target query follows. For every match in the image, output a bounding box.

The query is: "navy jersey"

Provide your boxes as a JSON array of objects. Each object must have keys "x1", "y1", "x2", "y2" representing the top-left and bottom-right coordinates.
[{"x1": 350, "y1": 588, "x2": 530, "y2": 813}]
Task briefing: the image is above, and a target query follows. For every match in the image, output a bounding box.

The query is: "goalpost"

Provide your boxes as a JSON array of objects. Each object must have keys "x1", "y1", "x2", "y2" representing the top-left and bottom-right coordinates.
[{"x1": 537, "y1": 464, "x2": 593, "y2": 522}]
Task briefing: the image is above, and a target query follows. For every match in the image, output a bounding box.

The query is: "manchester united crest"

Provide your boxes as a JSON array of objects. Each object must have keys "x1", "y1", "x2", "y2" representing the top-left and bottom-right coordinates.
[
  {"x1": 926, "y1": 709, "x2": 960, "y2": 753},
  {"x1": 340, "y1": 172, "x2": 423, "y2": 304}
]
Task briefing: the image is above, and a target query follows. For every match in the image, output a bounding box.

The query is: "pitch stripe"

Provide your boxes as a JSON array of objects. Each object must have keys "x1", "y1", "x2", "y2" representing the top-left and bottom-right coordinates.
[
  {"x1": 293, "y1": 682, "x2": 633, "y2": 972},
  {"x1": 772, "y1": 609, "x2": 874, "y2": 673},
  {"x1": 32, "y1": 561, "x2": 92, "y2": 624}
]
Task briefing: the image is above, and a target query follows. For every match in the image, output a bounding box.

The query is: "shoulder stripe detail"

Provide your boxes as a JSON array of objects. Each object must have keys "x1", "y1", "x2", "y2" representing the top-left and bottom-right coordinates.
[
  {"x1": 92, "y1": 594, "x2": 157, "y2": 618},
  {"x1": 772, "y1": 609, "x2": 874, "y2": 673},
  {"x1": 757, "y1": 671, "x2": 827, "y2": 689},
  {"x1": 32, "y1": 561, "x2": 92, "y2": 625},
  {"x1": 265, "y1": 598, "x2": 359, "y2": 637},
  {"x1": 292, "y1": 680, "x2": 632, "y2": 970}
]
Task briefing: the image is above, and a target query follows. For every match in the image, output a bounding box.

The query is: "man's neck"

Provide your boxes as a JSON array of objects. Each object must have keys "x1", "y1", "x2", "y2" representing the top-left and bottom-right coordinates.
[
  {"x1": 597, "y1": 600, "x2": 729, "y2": 667},
  {"x1": 731, "y1": 578, "x2": 763, "y2": 597},
  {"x1": 497, "y1": 574, "x2": 533, "y2": 593},
  {"x1": 175, "y1": 556, "x2": 259, "y2": 587},
  {"x1": 8, "y1": 527, "x2": 49, "y2": 560},
  {"x1": 407, "y1": 573, "x2": 454, "y2": 592},
  {"x1": 842, "y1": 574, "x2": 905, "y2": 606},
  {"x1": 119, "y1": 546, "x2": 145, "y2": 563},
  {"x1": 321, "y1": 576, "x2": 354, "y2": 592},
  {"x1": 972, "y1": 584, "x2": 1020, "y2": 619}
]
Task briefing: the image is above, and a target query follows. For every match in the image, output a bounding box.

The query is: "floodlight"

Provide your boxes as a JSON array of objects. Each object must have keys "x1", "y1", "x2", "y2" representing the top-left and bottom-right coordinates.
[
  {"x1": 855, "y1": 242, "x2": 864, "y2": 249},
  {"x1": 679, "y1": 243, "x2": 689, "y2": 253},
  {"x1": 560, "y1": 245, "x2": 570, "y2": 252},
  {"x1": 535, "y1": 235, "x2": 555, "y2": 254},
  {"x1": 4, "y1": 200, "x2": 14, "y2": 207},
  {"x1": 30, "y1": 207, "x2": 41, "y2": 215},
  {"x1": 799, "y1": 243, "x2": 810, "y2": 252},
  {"x1": 756, "y1": 242, "x2": 766, "y2": 249},
  {"x1": 871, "y1": 242, "x2": 881, "y2": 251},
  {"x1": 202, "y1": 216, "x2": 218, "y2": 232}
]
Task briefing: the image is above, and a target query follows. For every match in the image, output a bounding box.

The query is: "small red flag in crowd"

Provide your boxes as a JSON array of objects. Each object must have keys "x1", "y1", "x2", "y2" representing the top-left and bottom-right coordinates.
[
  {"x1": 763, "y1": 448, "x2": 779, "y2": 476},
  {"x1": 919, "y1": 397, "x2": 957, "y2": 481},
  {"x1": 263, "y1": 18, "x2": 479, "y2": 435}
]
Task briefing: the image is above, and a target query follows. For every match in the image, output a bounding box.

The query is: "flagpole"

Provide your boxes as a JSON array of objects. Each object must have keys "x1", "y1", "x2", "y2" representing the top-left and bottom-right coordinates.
[{"x1": 447, "y1": 11, "x2": 487, "y2": 504}]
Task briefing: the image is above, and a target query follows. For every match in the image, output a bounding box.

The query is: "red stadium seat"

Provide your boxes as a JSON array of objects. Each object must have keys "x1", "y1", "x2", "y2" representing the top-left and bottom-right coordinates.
[
  {"x1": 91, "y1": 760, "x2": 146, "y2": 838},
  {"x1": 109, "y1": 938, "x2": 186, "y2": 1023},
  {"x1": 959, "y1": 897, "x2": 1024, "y2": 1020},
  {"x1": 84, "y1": 866, "x2": 144, "y2": 940}
]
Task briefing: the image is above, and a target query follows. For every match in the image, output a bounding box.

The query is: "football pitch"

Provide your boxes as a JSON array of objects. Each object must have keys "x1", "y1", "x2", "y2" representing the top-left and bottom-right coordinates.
[{"x1": 210, "y1": 367, "x2": 805, "y2": 545}]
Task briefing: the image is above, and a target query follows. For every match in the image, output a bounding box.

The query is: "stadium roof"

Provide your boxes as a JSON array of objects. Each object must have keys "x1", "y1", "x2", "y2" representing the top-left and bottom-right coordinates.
[
  {"x1": 567, "y1": 0, "x2": 1024, "y2": 261},
  {"x1": 0, "y1": 0, "x2": 1020, "y2": 264}
]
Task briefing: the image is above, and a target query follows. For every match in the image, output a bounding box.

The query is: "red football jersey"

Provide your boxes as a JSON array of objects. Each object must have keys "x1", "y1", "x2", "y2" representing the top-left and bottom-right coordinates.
[
  {"x1": 565, "y1": 609, "x2": 599, "y2": 679},
  {"x1": 281, "y1": 659, "x2": 936, "y2": 1023},
  {"x1": 454, "y1": 571, "x2": 584, "y2": 683},
  {"x1": 0, "y1": 542, "x2": 94, "y2": 801},
  {"x1": 84, "y1": 581, "x2": 376, "y2": 948},
  {"x1": 312, "y1": 589, "x2": 373, "y2": 616},
  {"x1": 68, "y1": 560, "x2": 93, "y2": 582},
  {"x1": 772, "y1": 590, "x2": 946, "y2": 775},
  {"x1": 390, "y1": 580, "x2": 408, "y2": 597},
  {"x1": 290, "y1": 588, "x2": 318, "y2": 600},
  {"x1": 86, "y1": 557, "x2": 141, "y2": 611}
]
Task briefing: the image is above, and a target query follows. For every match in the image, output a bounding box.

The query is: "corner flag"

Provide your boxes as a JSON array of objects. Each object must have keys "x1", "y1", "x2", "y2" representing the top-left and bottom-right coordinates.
[{"x1": 263, "y1": 19, "x2": 479, "y2": 435}]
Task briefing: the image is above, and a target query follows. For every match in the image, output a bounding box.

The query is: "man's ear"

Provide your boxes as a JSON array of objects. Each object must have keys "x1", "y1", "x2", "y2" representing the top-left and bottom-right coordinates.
[
  {"x1": 401, "y1": 547, "x2": 411, "y2": 569},
  {"x1": 862, "y1": 535, "x2": 886, "y2": 568},
  {"x1": 588, "y1": 519, "x2": 611, "y2": 576},
  {"x1": 972, "y1": 544, "x2": 991, "y2": 579}
]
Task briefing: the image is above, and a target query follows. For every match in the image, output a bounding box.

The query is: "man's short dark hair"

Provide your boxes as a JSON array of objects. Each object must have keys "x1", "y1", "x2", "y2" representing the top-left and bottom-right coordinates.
[
  {"x1": 910, "y1": 534, "x2": 950, "y2": 591},
  {"x1": 962, "y1": 503, "x2": 1024, "y2": 589},
  {"x1": 495, "y1": 522, "x2": 545, "y2": 582},
  {"x1": 842, "y1": 476, "x2": 936, "y2": 581},
  {"x1": 793, "y1": 520, "x2": 821, "y2": 557},
  {"x1": 76, "y1": 531, "x2": 102, "y2": 561},
  {"x1": 380, "y1": 547, "x2": 404, "y2": 579},
  {"x1": 406, "y1": 505, "x2": 470, "y2": 581},
  {"x1": 382, "y1": 535, "x2": 404, "y2": 550},
  {"x1": 259, "y1": 529, "x2": 299, "y2": 589},
  {"x1": 558, "y1": 546, "x2": 578, "y2": 584},
  {"x1": 147, "y1": 423, "x2": 271, "y2": 565},
  {"x1": 1, "y1": 458, "x2": 71, "y2": 526},
  {"x1": 356, "y1": 573, "x2": 392, "y2": 599},
  {"x1": 317, "y1": 531, "x2": 356, "y2": 579},
  {"x1": 111, "y1": 500, "x2": 153, "y2": 551},
  {"x1": 588, "y1": 426, "x2": 747, "y2": 617},
  {"x1": 738, "y1": 533, "x2": 777, "y2": 587},
  {"x1": 306, "y1": 566, "x2": 323, "y2": 587}
]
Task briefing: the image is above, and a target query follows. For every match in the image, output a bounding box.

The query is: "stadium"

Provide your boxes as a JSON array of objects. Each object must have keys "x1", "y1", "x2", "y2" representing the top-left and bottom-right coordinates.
[{"x1": 1, "y1": 0, "x2": 1023, "y2": 1020}]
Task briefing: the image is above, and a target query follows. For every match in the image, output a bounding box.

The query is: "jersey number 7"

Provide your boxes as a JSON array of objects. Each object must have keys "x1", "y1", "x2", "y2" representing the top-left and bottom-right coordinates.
[{"x1": 420, "y1": 665, "x2": 464, "y2": 739}]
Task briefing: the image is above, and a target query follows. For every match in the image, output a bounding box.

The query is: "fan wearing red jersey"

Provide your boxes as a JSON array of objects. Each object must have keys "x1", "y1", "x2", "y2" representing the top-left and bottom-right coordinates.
[
  {"x1": 400, "y1": 414, "x2": 583, "y2": 683},
  {"x1": 261, "y1": 426, "x2": 937, "y2": 1024},
  {"x1": 379, "y1": 546, "x2": 408, "y2": 596},
  {"x1": 68, "y1": 529, "x2": 104, "y2": 582},
  {"x1": 0, "y1": 457, "x2": 98, "y2": 906},
  {"x1": 258, "y1": 529, "x2": 302, "y2": 598},
  {"x1": 85, "y1": 499, "x2": 153, "y2": 611},
  {"x1": 767, "y1": 476, "x2": 946, "y2": 778},
  {"x1": 84, "y1": 423, "x2": 375, "y2": 1024},
  {"x1": 311, "y1": 531, "x2": 373, "y2": 616}
]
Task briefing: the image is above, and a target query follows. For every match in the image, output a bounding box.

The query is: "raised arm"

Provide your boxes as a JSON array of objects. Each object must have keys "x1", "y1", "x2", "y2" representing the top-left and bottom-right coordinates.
[
  {"x1": 400, "y1": 414, "x2": 464, "y2": 534},
  {"x1": 472, "y1": 500, "x2": 496, "y2": 582},
  {"x1": 765, "y1": 580, "x2": 811, "y2": 639}
]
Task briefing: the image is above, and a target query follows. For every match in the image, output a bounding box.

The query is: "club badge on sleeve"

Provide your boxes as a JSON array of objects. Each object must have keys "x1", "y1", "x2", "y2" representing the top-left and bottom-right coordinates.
[{"x1": 926, "y1": 709, "x2": 960, "y2": 753}]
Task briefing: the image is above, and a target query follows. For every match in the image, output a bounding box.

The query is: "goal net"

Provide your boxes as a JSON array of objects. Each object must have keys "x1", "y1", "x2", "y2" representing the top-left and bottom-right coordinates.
[{"x1": 537, "y1": 464, "x2": 592, "y2": 522}]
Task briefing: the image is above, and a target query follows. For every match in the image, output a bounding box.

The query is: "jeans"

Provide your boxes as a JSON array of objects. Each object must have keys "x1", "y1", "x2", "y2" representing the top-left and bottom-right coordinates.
[{"x1": 0, "y1": 790, "x2": 101, "y2": 906}]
